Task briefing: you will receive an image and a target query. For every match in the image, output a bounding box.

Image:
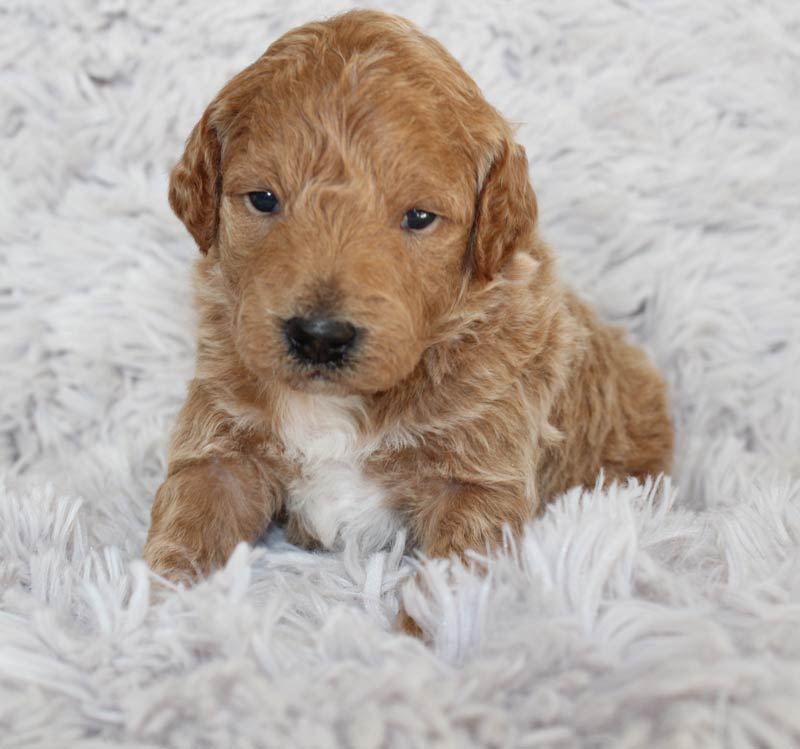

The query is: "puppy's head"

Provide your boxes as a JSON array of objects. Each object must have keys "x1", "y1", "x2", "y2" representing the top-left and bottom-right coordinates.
[{"x1": 171, "y1": 10, "x2": 539, "y2": 395}]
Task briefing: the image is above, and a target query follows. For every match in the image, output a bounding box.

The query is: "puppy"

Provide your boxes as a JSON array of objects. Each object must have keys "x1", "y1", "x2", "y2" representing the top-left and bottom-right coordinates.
[{"x1": 144, "y1": 11, "x2": 673, "y2": 622}]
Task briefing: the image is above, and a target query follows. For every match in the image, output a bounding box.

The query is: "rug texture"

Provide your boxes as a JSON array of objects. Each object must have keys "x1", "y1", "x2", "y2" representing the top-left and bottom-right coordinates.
[{"x1": 2, "y1": 0, "x2": 800, "y2": 746}]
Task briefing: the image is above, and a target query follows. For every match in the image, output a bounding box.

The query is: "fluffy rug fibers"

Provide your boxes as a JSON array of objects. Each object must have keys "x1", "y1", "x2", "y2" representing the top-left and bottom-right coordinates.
[{"x1": 2, "y1": 0, "x2": 800, "y2": 746}]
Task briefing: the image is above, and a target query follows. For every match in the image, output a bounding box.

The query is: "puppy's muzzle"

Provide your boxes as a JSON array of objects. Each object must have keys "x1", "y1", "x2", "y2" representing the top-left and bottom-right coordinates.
[{"x1": 285, "y1": 316, "x2": 357, "y2": 366}]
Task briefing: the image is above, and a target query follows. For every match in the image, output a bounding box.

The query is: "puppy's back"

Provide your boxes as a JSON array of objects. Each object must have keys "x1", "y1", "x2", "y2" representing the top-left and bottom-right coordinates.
[{"x1": 538, "y1": 290, "x2": 673, "y2": 501}]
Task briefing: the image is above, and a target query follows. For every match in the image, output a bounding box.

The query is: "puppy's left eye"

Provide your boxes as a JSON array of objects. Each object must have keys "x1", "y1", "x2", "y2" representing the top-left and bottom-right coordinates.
[
  {"x1": 248, "y1": 191, "x2": 280, "y2": 214},
  {"x1": 402, "y1": 208, "x2": 437, "y2": 231}
]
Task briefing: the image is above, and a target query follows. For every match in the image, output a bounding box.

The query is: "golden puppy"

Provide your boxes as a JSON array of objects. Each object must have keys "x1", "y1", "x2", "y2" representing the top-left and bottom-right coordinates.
[{"x1": 144, "y1": 10, "x2": 673, "y2": 622}]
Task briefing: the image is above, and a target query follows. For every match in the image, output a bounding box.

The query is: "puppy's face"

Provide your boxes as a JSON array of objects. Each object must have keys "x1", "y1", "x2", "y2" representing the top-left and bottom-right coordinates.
[
  {"x1": 220, "y1": 82, "x2": 477, "y2": 395},
  {"x1": 170, "y1": 11, "x2": 538, "y2": 395}
]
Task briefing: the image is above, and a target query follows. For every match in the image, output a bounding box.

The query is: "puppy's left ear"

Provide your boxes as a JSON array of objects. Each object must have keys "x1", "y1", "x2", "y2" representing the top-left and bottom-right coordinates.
[
  {"x1": 466, "y1": 139, "x2": 538, "y2": 281},
  {"x1": 168, "y1": 104, "x2": 224, "y2": 255}
]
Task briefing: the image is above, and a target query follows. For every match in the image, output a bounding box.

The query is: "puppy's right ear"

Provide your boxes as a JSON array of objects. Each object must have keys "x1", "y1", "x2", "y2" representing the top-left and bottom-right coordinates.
[{"x1": 168, "y1": 106, "x2": 222, "y2": 254}]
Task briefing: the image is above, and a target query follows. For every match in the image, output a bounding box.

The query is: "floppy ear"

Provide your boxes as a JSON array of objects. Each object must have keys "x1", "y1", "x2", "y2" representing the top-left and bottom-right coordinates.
[
  {"x1": 168, "y1": 106, "x2": 223, "y2": 254},
  {"x1": 466, "y1": 139, "x2": 538, "y2": 281}
]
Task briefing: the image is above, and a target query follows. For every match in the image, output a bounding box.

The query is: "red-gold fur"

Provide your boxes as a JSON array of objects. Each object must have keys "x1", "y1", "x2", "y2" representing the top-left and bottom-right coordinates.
[{"x1": 144, "y1": 11, "x2": 673, "y2": 620}]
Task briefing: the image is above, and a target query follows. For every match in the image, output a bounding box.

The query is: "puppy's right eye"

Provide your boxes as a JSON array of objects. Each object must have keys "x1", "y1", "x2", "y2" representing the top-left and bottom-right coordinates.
[
  {"x1": 402, "y1": 208, "x2": 437, "y2": 231},
  {"x1": 248, "y1": 191, "x2": 280, "y2": 214}
]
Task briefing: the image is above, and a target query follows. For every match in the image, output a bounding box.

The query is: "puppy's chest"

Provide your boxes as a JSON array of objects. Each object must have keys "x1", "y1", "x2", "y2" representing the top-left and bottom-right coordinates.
[{"x1": 278, "y1": 393, "x2": 401, "y2": 552}]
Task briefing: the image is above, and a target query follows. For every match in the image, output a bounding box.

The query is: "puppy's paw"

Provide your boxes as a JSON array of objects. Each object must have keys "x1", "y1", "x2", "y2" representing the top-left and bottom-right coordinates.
[
  {"x1": 143, "y1": 539, "x2": 204, "y2": 591},
  {"x1": 395, "y1": 606, "x2": 425, "y2": 639}
]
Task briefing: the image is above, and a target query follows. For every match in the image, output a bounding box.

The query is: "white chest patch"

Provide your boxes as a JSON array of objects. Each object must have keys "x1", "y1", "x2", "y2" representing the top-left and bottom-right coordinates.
[{"x1": 278, "y1": 391, "x2": 402, "y2": 553}]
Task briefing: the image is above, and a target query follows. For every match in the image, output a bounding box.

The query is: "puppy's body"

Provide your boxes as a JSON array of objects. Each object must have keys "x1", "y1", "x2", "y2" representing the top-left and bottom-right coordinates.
[{"x1": 145, "y1": 11, "x2": 672, "y2": 586}]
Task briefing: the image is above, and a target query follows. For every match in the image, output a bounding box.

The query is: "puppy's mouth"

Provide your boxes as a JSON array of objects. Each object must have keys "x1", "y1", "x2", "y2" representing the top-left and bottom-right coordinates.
[{"x1": 282, "y1": 362, "x2": 354, "y2": 395}]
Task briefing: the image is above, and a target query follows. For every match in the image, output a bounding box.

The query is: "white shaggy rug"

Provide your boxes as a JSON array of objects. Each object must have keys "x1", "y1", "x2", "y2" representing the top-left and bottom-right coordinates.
[{"x1": 2, "y1": 0, "x2": 800, "y2": 746}]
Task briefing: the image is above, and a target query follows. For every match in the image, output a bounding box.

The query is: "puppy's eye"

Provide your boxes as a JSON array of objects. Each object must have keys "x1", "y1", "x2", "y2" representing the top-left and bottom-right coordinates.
[
  {"x1": 402, "y1": 208, "x2": 437, "y2": 231},
  {"x1": 248, "y1": 191, "x2": 280, "y2": 214}
]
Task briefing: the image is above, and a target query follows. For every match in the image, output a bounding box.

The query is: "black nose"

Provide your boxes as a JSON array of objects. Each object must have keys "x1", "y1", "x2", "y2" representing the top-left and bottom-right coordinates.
[{"x1": 285, "y1": 316, "x2": 357, "y2": 366}]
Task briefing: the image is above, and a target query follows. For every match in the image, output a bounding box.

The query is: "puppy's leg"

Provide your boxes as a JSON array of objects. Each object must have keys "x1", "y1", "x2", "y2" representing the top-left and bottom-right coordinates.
[
  {"x1": 398, "y1": 480, "x2": 529, "y2": 636},
  {"x1": 144, "y1": 456, "x2": 282, "y2": 583}
]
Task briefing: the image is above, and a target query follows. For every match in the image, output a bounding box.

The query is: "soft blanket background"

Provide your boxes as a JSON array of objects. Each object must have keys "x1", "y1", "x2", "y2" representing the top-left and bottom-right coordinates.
[{"x1": 2, "y1": 0, "x2": 800, "y2": 746}]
